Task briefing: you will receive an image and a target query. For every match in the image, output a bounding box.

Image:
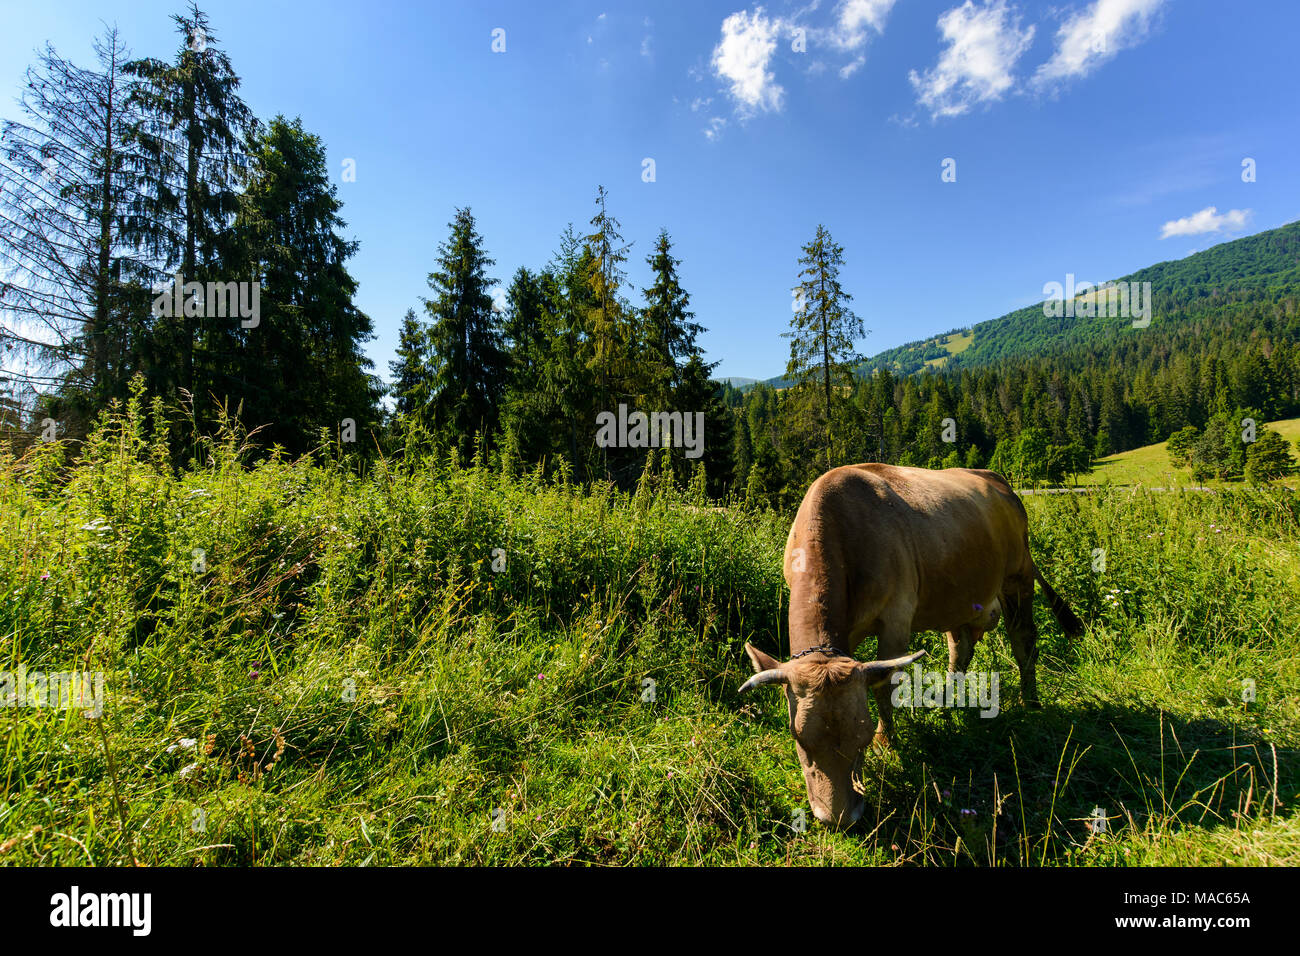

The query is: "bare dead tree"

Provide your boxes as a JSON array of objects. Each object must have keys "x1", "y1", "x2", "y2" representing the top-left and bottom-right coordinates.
[{"x1": 0, "y1": 26, "x2": 158, "y2": 429}]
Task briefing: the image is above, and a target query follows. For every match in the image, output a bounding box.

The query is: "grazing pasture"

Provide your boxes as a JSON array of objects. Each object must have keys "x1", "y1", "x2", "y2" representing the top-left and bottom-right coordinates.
[
  {"x1": 1077, "y1": 417, "x2": 1300, "y2": 490},
  {"x1": 1, "y1": 399, "x2": 1297, "y2": 865}
]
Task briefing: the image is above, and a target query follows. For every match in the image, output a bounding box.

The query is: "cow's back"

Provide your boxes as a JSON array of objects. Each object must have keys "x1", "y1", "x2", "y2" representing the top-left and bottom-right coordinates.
[{"x1": 785, "y1": 464, "x2": 1031, "y2": 642}]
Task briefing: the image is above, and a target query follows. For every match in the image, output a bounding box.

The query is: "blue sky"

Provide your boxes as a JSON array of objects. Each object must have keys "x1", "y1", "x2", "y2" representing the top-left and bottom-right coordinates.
[{"x1": 2, "y1": 0, "x2": 1297, "y2": 381}]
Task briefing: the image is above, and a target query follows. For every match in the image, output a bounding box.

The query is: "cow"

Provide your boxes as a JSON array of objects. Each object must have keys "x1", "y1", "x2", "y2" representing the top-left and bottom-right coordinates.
[{"x1": 738, "y1": 464, "x2": 1083, "y2": 829}]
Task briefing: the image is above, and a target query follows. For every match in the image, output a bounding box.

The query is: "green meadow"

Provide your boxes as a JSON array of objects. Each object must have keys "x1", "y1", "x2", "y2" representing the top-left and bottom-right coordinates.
[
  {"x1": 2, "y1": 397, "x2": 1297, "y2": 866},
  {"x1": 1077, "y1": 418, "x2": 1300, "y2": 489}
]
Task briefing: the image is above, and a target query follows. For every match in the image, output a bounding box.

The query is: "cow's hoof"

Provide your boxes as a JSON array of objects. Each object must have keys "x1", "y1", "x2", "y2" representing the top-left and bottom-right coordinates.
[{"x1": 1024, "y1": 699, "x2": 1043, "y2": 709}]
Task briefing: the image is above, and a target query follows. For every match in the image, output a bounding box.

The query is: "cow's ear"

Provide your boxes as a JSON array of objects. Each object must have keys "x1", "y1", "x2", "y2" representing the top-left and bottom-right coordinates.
[
  {"x1": 856, "y1": 649, "x2": 928, "y2": 688},
  {"x1": 744, "y1": 643, "x2": 781, "y2": 674}
]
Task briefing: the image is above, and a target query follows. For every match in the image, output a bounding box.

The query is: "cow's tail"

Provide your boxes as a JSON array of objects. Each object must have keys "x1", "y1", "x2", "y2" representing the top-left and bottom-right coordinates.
[{"x1": 1034, "y1": 568, "x2": 1085, "y2": 638}]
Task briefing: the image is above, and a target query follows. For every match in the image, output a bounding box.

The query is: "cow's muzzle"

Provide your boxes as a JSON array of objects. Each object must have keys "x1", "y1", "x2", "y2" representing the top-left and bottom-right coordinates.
[{"x1": 812, "y1": 798, "x2": 864, "y2": 829}]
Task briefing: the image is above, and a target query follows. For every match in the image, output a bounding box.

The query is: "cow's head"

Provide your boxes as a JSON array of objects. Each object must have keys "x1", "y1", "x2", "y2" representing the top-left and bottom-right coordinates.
[{"x1": 739, "y1": 643, "x2": 927, "y2": 829}]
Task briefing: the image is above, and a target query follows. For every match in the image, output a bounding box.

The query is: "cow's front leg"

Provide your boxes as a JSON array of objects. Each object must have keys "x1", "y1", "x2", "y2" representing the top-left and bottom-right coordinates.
[
  {"x1": 941, "y1": 627, "x2": 980, "y2": 725},
  {"x1": 871, "y1": 622, "x2": 912, "y2": 750},
  {"x1": 946, "y1": 626, "x2": 977, "y2": 674}
]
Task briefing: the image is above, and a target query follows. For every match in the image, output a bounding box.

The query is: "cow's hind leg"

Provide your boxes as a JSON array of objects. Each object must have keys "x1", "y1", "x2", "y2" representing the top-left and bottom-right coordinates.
[
  {"x1": 871, "y1": 619, "x2": 912, "y2": 750},
  {"x1": 1001, "y1": 580, "x2": 1040, "y2": 707}
]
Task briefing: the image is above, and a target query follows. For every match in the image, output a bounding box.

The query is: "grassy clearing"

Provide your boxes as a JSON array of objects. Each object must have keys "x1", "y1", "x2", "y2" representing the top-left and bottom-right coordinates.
[
  {"x1": 1077, "y1": 417, "x2": 1300, "y2": 489},
  {"x1": 1, "y1": 399, "x2": 1297, "y2": 865},
  {"x1": 923, "y1": 330, "x2": 975, "y2": 369}
]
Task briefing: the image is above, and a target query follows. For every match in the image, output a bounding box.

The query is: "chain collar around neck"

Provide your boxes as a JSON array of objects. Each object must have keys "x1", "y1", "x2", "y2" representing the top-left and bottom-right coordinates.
[{"x1": 789, "y1": 643, "x2": 849, "y2": 660}]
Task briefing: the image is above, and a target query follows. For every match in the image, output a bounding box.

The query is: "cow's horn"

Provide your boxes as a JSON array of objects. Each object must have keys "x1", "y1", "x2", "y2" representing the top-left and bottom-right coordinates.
[
  {"x1": 858, "y1": 649, "x2": 928, "y2": 682},
  {"x1": 880, "y1": 649, "x2": 928, "y2": 669},
  {"x1": 739, "y1": 669, "x2": 789, "y2": 693}
]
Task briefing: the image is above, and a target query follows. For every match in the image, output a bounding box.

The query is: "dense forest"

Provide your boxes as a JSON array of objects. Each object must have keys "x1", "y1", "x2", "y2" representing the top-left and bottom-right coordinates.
[{"x1": 3, "y1": 6, "x2": 1298, "y2": 508}]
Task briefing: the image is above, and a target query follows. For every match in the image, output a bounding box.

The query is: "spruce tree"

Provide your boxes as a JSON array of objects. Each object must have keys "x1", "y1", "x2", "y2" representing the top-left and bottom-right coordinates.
[
  {"x1": 389, "y1": 308, "x2": 429, "y2": 421},
  {"x1": 526, "y1": 225, "x2": 599, "y2": 478},
  {"x1": 641, "y1": 229, "x2": 703, "y2": 408},
  {"x1": 227, "y1": 115, "x2": 379, "y2": 453},
  {"x1": 783, "y1": 224, "x2": 864, "y2": 470},
  {"x1": 583, "y1": 186, "x2": 633, "y2": 415},
  {"x1": 423, "y1": 207, "x2": 506, "y2": 458},
  {"x1": 674, "y1": 353, "x2": 733, "y2": 496},
  {"x1": 124, "y1": 3, "x2": 254, "y2": 405},
  {"x1": 499, "y1": 266, "x2": 556, "y2": 465}
]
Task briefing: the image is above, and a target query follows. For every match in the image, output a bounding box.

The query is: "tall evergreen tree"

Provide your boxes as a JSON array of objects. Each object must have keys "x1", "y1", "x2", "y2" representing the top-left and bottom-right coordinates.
[
  {"x1": 783, "y1": 224, "x2": 864, "y2": 470},
  {"x1": 583, "y1": 186, "x2": 633, "y2": 414},
  {"x1": 389, "y1": 308, "x2": 429, "y2": 421},
  {"x1": 423, "y1": 207, "x2": 506, "y2": 458},
  {"x1": 674, "y1": 353, "x2": 733, "y2": 496},
  {"x1": 124, "y1": 3, "x2": 254, "y2": 405},
  {"x1": 542, "y1": 228, "x2": 599, "y2": 476},
  {"x1": 641, "y1": 229, "x2": 703, "y2": 407},
  {"x1": 499, "y1": 266, "x2": 558, "y2": 465},
  {"x1": 226, "y1": 115, "x2": 379, "y2": 453}
]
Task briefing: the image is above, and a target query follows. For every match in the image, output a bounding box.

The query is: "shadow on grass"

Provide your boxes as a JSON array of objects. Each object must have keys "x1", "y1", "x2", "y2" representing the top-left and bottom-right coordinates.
[{"x1": 859, "y1": 699, "x2": 1291, "y2": 864}]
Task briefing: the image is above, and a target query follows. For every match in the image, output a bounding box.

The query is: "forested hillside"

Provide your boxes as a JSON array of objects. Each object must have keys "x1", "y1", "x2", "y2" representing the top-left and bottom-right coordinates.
[
  {"x1": 729, "y1": 221, "x2": 1300, "y2": 506},
  {"x1": 864, "y1": 222, "x2": 1300, "y2": 376}
]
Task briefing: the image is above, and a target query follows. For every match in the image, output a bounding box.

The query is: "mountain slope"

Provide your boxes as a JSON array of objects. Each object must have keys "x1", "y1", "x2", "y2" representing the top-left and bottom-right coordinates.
[{"x1": 856, "y1": 220, "x2": 1300, "y2": 378}]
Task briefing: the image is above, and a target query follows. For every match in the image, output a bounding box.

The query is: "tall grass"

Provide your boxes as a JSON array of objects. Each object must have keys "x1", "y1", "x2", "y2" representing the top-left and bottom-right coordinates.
[{"x1": 1, "y1": 398, "x2": 1296, "y2": 864}]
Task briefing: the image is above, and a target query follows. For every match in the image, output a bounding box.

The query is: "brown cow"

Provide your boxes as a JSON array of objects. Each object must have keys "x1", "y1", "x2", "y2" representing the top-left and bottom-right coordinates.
[{"x1": 739, "y1": 464, "x2": 1083, "y2": 829}]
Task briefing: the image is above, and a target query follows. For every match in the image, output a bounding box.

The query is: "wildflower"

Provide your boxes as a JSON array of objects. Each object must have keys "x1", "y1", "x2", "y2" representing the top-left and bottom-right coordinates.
[
  {"x1": 960, "y1": 808, "x2": 976, "y2": 818},
  {"x1": 40, "y1": 572, "x2": 49, "y2": 580}
]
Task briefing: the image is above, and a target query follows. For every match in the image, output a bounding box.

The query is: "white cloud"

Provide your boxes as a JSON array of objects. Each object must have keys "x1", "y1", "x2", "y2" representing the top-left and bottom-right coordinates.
[
  {"x1": 909, "y1": 0, "x2": 1035, "y2": 119},
  {"x1": 704, "y1": 117, "x2": 728, "y2": 140},
  {"x1": 707, "y1": 0, "x2": 895, "y2": 124},
  {"x1": 833, "y1": 0, "x2": 897, "y2": 49},
  {"x1": 711, "y1": 8, "x2": 786, "y2": 115},
  {"x1": 1159, "y1": 206, "x2": 1251, "y2": 239},
  {"x1": 1035, "y1": 0, "x2": 1165, "y2": 86}
]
